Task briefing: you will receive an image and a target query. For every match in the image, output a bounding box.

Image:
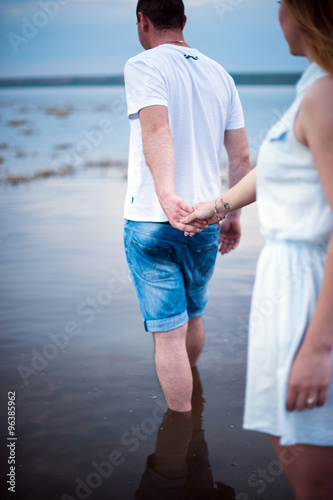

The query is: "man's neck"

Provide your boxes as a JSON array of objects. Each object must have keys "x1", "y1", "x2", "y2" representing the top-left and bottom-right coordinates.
[{"x1": 149, "y1": 31, "x2": 190, "y2": 49}]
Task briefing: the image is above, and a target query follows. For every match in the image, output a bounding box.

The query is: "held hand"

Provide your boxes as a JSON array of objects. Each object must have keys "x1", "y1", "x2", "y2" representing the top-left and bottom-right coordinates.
[
  {"x1": 286, "y1": 345, "x2": 332, "y2": 412},
  {"x1": 180, "y1": 201, "x2": 216, "y2": 225},
  {"x1": 218, "y1": 217, "x2": 241, "y2": 254},
  {"x1": 161, "y1": 194, "x2": 208, "y2": 233},
  {"x1": 180, "y1": 200, "x2": 218, "y2": 237}
]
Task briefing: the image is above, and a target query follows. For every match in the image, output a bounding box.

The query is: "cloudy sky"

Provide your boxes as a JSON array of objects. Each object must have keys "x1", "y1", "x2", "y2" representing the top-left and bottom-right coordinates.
[{"x1": 0, "y1": 0, "x2": 308, "y2": 78}]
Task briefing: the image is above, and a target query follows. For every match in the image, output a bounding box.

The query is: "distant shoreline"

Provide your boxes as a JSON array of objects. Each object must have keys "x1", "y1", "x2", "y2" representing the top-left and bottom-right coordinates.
[{"x1": 0, "y1": 73, "x2": 301, "y2": 88}]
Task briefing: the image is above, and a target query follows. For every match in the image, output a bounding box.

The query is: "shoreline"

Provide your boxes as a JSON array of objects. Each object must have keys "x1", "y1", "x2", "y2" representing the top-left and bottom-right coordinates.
[{"x1": 0, "y1": 157, "x2": 257, "y2": 186}]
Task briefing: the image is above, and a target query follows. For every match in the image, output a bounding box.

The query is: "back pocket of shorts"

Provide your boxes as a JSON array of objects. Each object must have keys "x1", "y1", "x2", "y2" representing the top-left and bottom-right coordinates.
[
  {"x1": 191, "y1": 242, "x2": 218, "y2": 288},
  {"x1": 131, "y1": 233, "x2": 178, "y2": 282}
]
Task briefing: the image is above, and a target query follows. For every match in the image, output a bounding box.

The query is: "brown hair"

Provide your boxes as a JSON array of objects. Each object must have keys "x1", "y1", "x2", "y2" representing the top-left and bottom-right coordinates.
[
  {"x1": 136, "y1": 0, "x2": 184, "y2": 31},
  {"x1": 284, "y1": 0, "x2": 333, "y2": 75}
]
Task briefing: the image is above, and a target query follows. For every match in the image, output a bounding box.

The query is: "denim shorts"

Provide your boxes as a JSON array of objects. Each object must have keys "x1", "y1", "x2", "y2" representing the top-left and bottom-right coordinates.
[{"x1": 124, "y1": 220, "x2": 219, "y2": 333}]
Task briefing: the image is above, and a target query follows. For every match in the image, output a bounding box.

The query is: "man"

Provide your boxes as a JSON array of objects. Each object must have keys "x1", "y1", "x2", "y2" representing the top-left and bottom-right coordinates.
[{"x1": 124, "y1": 0, "x2": 249, "y2": 413}]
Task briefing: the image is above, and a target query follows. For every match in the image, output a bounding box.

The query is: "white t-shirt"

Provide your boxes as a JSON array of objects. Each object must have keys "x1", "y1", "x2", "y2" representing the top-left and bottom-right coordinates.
[{"x1": 124, "y1": 44, "x2": 245, "y2": 222}]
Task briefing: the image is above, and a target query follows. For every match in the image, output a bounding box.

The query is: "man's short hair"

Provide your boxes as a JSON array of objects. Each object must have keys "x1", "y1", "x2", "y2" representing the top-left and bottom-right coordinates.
[{"x1": 136, "y1": 0, "x2": 185, "y2": 31}]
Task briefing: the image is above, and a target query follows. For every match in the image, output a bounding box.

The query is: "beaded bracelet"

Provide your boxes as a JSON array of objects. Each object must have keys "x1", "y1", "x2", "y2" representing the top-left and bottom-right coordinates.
[{"x1": 214, "y1": 199, "x2": 225, "y2": 223}]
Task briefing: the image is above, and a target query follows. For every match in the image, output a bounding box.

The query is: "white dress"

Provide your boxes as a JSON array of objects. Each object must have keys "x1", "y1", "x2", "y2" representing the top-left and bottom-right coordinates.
[{"x1": 243, "y1": 63, "x2": 333, "y2": 446}]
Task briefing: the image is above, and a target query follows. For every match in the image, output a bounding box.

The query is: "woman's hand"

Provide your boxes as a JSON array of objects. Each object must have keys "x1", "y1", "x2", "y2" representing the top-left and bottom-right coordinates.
[
  {"x1": 181, "y1": 201, "x2": 216, "y2": 225},
  {"x1": 181, "y1": 201, "x2": 219, "y2": 237},
  {"x1": 286, "y1": 344, "x2": 332, "y2": 412},
  {"x1": 160, "y1": 193, "x2": 209, "y2": 233}
]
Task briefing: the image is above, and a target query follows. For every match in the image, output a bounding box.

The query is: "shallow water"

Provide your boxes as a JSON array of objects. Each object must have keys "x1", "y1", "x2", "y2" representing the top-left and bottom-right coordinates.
[
  {"x1": 0, "y1": 86, "x2": 129, "y2": 179},
  {"x1": 0, "y1": 171, "x2": 294, "y2": 499},
  {"x1": 0, "y1": 85, "x2": 295, "y2": 181}
]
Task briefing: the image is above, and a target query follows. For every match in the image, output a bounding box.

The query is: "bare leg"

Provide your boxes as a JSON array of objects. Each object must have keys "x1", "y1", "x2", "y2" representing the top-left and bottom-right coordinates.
[
  {"x1": 154, "y1": 323, "x2": 192, "y2": 412},
  {"x1": 186, "y1": 317, "x2": 204, "y2": 367},
  {"x1": 270, "y1": 435, "x2": 333, "y2": 500}
]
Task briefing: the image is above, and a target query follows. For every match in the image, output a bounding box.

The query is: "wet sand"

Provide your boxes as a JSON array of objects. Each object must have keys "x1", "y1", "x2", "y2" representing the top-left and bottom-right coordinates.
[{"x1": 0, "y1": 170, "x2": 293, "y2": 499}]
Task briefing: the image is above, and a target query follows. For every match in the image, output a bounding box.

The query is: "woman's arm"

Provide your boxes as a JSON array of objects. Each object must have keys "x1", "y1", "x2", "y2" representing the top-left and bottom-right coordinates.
[
  {"x1": 286, "y1": 76, "x2": 333, "y2": 412},
  {"x1": 182, "y1": 167, "x2": 257, "y2": 225}
]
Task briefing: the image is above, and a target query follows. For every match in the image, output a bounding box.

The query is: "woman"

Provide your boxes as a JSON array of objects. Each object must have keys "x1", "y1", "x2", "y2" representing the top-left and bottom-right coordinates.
[{"x1": 182, "y1": 1, "x2": 333, "y2": 498}]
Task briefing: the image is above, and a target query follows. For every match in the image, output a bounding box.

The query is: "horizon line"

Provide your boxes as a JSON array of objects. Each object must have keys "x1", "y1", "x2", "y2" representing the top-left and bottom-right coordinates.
[{"x1": 0, "y1": 72, "x2": 302, "y2": 88}]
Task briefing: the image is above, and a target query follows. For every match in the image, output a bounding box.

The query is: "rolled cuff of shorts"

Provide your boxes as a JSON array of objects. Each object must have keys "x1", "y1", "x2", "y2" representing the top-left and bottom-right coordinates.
[
  {"x1": 188, "y1": 307, "x2": 206, "y2": 320},
  {"x1": 144, "y1": 311, "x2": 189, "y2": 333}
]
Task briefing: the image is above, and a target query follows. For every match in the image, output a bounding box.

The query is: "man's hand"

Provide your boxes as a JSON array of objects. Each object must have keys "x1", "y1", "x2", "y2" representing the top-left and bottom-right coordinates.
[
  {"x1": 161, "y1": 193, "x2": 208, "y2": 233},
  {"x1": 218, "y1": 217, "x2": 241, "y2": 254}
]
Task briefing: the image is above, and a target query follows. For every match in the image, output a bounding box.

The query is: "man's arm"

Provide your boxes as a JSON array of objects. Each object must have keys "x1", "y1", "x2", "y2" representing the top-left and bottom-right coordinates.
[
  {"x1": 219, "y1": 128, "x2": 250, "y2": 254},
  {"x1": 139, "y1": 105, "x2": 207, "y2": 232}
]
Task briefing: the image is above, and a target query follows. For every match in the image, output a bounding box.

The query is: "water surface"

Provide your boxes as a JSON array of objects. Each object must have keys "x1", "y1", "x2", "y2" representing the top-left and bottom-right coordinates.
[{"x1": 0, "y1": 171, "x2": 293, "y2": 499}]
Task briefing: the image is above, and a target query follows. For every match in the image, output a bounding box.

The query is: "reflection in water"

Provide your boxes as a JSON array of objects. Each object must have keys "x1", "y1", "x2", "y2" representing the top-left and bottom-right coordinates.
[{"x1": 135, "y1": 367, "x2": 236, "y2": 500}]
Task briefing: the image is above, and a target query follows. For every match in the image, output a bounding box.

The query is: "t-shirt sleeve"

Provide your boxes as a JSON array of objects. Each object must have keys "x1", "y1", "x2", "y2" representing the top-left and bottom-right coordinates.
[
  {"x1": 124, "y1": 58, "x2": 168, "y2": 120},
  {"x1": 226, "y1": 81, "x2": 245, "y2": 130}
]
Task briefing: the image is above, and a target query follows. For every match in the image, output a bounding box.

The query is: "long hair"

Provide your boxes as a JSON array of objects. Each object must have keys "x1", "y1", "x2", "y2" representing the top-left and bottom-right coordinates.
[
  {"x1": 284, "y1": 0, "x2": 333, "y2": 75},
  {"x1": 136, "y1": 0, "x2": 185, "y2": 31}
]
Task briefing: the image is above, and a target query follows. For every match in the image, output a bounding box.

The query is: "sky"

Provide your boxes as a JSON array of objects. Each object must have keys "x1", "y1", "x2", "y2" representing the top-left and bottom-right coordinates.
[{"x1": 0, "y1": 0, "x2": 309, "y2": 78}]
